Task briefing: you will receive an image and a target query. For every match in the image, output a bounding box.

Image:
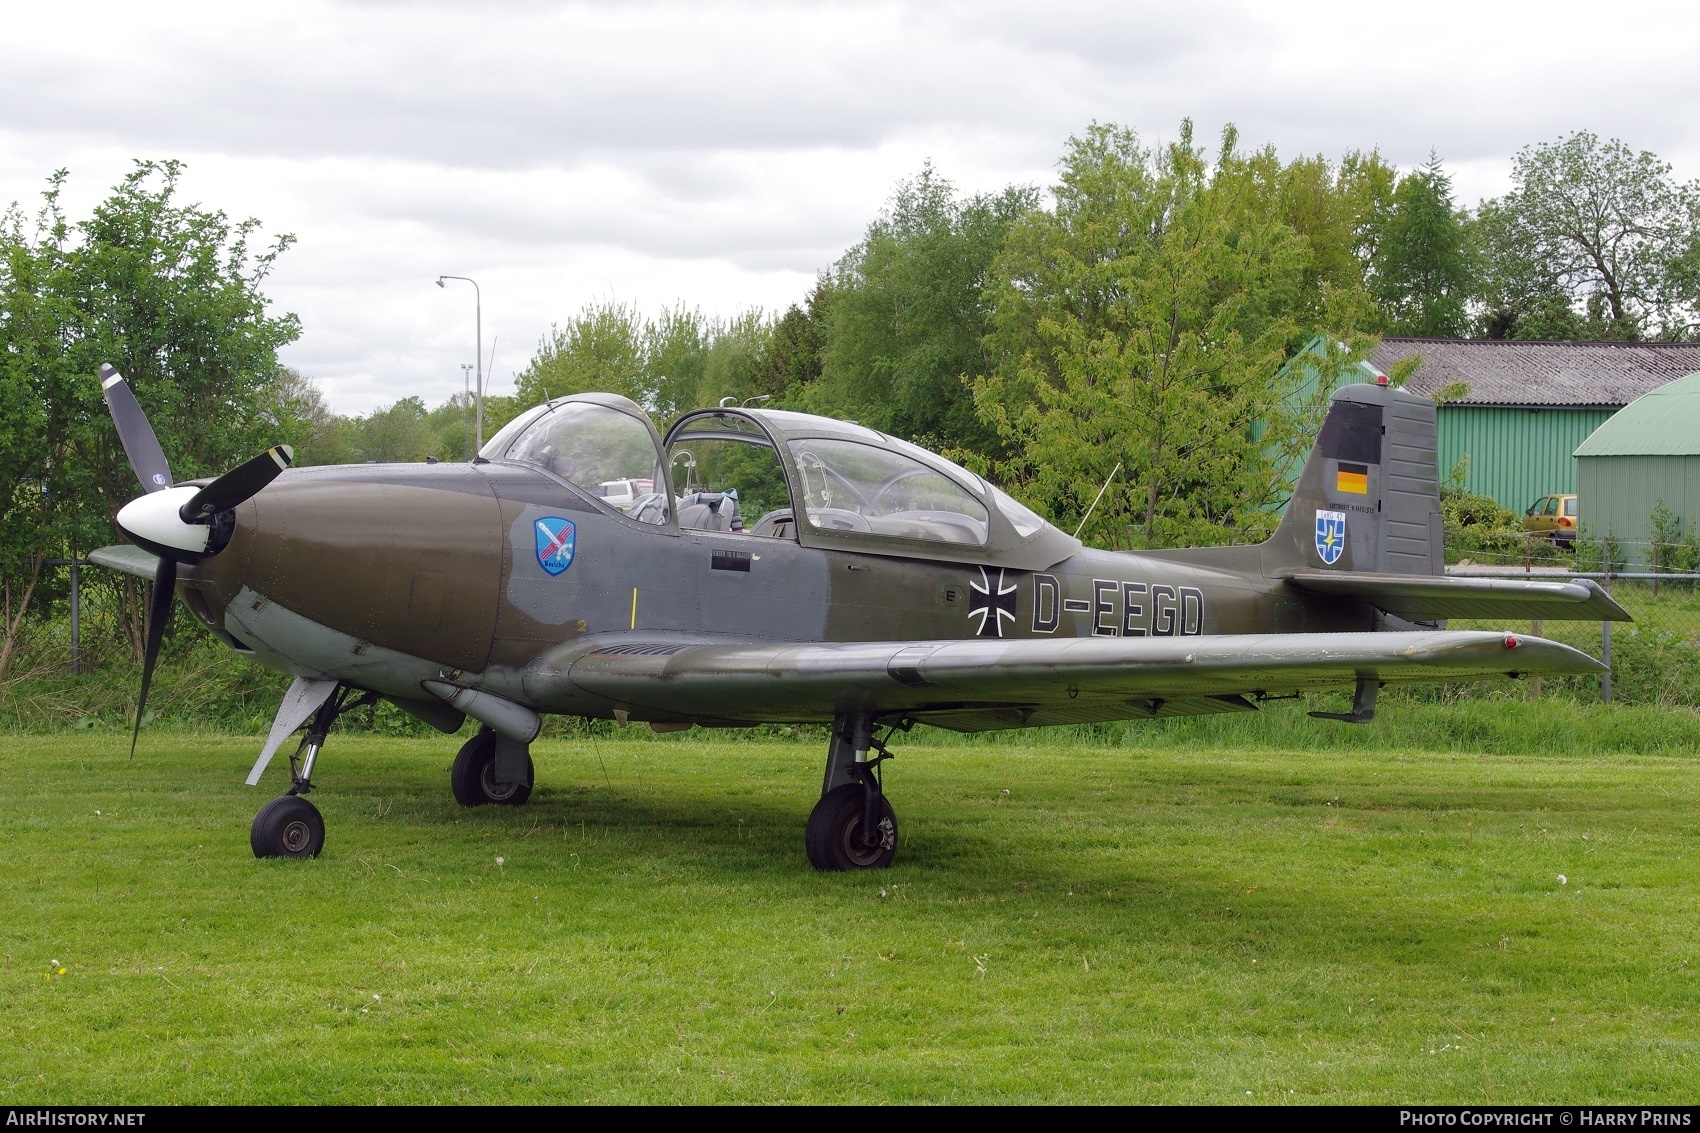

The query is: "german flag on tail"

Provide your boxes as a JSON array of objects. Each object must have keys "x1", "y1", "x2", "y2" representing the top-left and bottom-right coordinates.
[{"x1": 1335, "y1": 463, "x2": 1369, "y2": 495}]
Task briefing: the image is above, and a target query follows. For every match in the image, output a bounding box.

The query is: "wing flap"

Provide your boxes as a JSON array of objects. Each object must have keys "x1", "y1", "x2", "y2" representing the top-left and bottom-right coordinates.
[
  {"x1": 536, "y1": 629, "x2": 1603, "y2": 726},
  {"x1": 1283, "y1": 571, "x2": 1631, "y2": 622}
]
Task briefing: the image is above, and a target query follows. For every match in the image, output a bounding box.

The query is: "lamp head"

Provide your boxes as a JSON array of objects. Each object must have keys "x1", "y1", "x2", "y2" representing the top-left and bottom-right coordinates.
[{"x1": 435, "y1": 277, "x2": 446, "y2": 288}]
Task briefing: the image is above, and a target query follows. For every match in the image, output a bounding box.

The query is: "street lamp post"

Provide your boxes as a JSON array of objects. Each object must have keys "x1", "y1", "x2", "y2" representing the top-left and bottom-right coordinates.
[
  {"x1": 459, "y1": 362, "x2": 474, "y2": 457},
  {"x1": 436, "y1": 275, "x2": 483, "y2": 450}
]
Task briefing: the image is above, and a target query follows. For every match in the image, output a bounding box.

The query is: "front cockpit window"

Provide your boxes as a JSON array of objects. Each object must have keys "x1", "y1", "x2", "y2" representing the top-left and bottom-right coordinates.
[{"x1": 501, "y1": 402, "x2": 669, "y2": 524}]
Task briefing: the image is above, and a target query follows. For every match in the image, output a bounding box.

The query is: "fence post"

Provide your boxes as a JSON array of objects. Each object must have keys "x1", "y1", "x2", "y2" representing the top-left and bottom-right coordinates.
[
  {"x1": 69, "y1": 559, "x2": 80, "y2": 676},
  {"x1": 1600, "y1": 569, "x2": 1612, "y2": 705},
  {"x1": 1529, "y1": 618, "x2": 1542, "y2": 699}
]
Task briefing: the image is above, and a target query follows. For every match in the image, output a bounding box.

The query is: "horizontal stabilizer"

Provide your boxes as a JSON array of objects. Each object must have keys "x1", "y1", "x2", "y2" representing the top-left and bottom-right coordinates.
[
  {"x1": 1282, "y1": 571, "x2": 1632, "y2": 622},
  {"x1": 88, "y1": 544, "x2": 162, "y2": 580}
]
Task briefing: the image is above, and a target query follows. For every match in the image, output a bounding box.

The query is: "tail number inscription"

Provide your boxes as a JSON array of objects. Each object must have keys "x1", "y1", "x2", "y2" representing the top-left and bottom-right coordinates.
[{"x1": 1082, "y1": 578, "x2": 1203, "y2": 637}]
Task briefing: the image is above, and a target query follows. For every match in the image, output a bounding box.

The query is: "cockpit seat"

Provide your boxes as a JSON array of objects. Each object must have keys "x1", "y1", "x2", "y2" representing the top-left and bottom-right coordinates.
[
  {"x1": 749, "y1": 508, "x2": 796, "y2": 539},
  {"x1": 677, "y1": 491, "x2": 742, "y2": 532}
]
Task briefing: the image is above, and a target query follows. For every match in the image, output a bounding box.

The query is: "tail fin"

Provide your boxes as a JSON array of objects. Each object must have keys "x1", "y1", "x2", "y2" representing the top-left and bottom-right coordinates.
[{"x1": 1265, "y1": 383, "x2": 1442, "y2": 577}]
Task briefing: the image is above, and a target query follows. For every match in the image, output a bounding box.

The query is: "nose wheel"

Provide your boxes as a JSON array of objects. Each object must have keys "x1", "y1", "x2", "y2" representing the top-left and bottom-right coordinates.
[
  {"x1": 249, "y1": 683, "x2": 373, "y2": 859},
  {"x1": 251, "y1": 794, "x2": 325, "y2": 858}
]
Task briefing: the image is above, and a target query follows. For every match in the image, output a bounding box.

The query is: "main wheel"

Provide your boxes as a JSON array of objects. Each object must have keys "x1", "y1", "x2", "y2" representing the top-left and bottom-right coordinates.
[
  {"x1": 805, "y1": 783, "x2": 898, "y2": 871},
  {"x1": 251, "y1": 795, "x2": 325, "y2": 859},
  {"x1": 450, "y1": 731, "x2": 534, "y2": 807}
]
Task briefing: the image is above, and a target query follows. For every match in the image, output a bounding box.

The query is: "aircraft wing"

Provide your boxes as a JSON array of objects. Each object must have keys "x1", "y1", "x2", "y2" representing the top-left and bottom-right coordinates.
[
  {"x1": 540, "y1": 629, "x2": 1603, "y2": 732},
  {"x1": 88, "y1": 544, "x2": 162, "y2": 579},
  {"x1": 1281, "y1": 570, "x2": 1630, "y2": 622}
]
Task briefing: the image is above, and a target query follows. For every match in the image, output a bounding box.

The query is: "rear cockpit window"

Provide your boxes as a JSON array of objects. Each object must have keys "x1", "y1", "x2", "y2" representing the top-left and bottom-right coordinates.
[
  {"x1": 502, "y1": 402, "x2": 669, "y2": 524},
  {"x1": 990, "y1": 485, "x2": 1048, "y2": 538},
  {"x1": 787, "y1": 437, "x2": 988, "y2": 546}
]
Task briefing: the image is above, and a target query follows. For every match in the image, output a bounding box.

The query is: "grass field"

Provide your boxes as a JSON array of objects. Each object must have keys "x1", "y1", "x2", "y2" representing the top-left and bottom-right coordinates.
[{"x1": 4, "y1": 704, "x2": 1700, "y2": 1103}]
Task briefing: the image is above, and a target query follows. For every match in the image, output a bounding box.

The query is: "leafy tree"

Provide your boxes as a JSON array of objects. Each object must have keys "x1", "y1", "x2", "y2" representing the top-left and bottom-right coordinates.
[
  {"x1": 807, "y1": 165, "x2": 1035, "y2": 450},
  {"x1": 972, "y1": 122, "x2": 1308, "y2": 549},
  {"x1": 348, "y1": 396, "x2": 441, "y2": 462},
  {"x1": 512, "y1": 301, "x2": 646, "y2": 408},
  {"x1": 0, "y1": 160, "x2": 301, "y2": 665},
  {"x1": 643, "y1": 304, "x2": 710, "y2": 422},
  {"x1": 1371, "y1": 154, "x2": 1477, "y2": 337},
  {"x1": 269, "y1": 368, "x2": 347, "y2": 465},
  {"x1": 1240, "y1": 147, "x2": 1396, "y2": 335},
  {"x1": 756, "y1": 280, "x2": 831, "y2": 401},
  {"x1": 698, "y1": 308, "x2": 777, "y2": 410},
  {"x1": 1478, "y1": 132, "x2": 1700, "y2": 340}
]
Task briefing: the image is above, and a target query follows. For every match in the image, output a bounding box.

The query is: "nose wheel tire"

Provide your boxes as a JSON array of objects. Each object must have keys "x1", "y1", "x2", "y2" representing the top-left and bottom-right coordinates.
[
  {"x1": 251, "y1": 795, "x2": 325, "y2": 859},
  {"x1": 451, "y1": 731, "x2": 534, "y2": 807},
  {"x1": 806, "y1": 783, "x2": 898, "y2": 871}
]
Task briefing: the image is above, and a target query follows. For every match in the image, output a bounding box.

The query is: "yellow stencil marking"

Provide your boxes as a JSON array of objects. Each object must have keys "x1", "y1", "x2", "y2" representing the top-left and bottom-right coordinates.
[{"x1": 630, "y1": 587, "x2": 638, "y2": 630}]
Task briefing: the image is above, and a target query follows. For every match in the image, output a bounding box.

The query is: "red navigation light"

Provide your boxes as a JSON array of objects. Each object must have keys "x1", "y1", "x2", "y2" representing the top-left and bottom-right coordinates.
[{"x1": 1504, "y1": 634, "x2": 1520, "y2": 649}]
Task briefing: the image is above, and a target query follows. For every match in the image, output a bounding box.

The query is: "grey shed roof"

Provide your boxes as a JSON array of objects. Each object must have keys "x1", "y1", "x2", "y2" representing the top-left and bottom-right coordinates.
[{"x1": 1369, "y1": 338, "x2": 1700, "y2": 408}]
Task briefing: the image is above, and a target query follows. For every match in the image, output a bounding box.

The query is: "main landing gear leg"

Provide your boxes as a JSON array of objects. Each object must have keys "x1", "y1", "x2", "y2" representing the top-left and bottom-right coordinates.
[
  {"x1": 251, "y1": 684, "x2": 375, "y2": 860},
  {"x1": 805, "y1": 712, "x2": 904, "y2": 871}
]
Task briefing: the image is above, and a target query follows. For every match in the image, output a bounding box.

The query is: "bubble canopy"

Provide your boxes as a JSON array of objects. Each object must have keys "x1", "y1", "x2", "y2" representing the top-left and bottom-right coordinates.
[
  {"x1": 482, "y1": 394, "x2": 669, "y2": 524},
  {"x1": 666, "y1": 405, "x2": 1083, "y2": 571}
]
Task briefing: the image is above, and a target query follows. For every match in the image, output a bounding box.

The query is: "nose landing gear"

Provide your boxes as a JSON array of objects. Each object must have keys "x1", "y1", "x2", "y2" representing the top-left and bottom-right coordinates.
[
  {"x1": 805, "y1": 714, "x2": 905, "y2": 871},
  {"x1": 250, "y1": 683, "x2": 375, "y2": 860}
]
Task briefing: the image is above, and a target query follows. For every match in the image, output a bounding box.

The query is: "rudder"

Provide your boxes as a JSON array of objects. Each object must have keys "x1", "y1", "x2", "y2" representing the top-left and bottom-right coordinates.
[{"x1": 1264, "y1": 383, "x2": 1442, "y2": 577}]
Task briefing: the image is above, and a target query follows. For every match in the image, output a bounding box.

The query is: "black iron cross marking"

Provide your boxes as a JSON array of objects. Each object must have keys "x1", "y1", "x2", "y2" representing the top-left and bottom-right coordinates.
[{"x1": 968, "y1": 566, "x2": 1018, "y2": 638}]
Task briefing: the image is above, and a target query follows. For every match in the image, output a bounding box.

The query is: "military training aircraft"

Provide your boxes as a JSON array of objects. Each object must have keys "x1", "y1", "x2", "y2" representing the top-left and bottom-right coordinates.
[{"x1": 93, "y1": 364, "x2": 1629, "y2": 869}]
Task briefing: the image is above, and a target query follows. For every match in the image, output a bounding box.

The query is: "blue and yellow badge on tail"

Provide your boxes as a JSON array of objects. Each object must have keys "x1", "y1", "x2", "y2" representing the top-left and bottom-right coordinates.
[
  {"x1": 1315, "y1": 509, "x2": 1346, "y2": 566},
  {"x1": 535, "y1": 517, "x2": 577, "y2": 576}
]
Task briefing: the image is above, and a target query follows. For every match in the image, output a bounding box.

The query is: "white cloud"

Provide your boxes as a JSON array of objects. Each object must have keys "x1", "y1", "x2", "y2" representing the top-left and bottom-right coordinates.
[{"x1": 3, "y1": 0, "x2": 1696, "y2": 412}]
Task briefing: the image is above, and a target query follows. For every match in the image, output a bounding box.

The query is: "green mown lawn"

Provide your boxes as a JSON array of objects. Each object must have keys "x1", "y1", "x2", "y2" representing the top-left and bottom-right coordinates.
[{"x1": 2, "y1": 718, "x2": 1698, "y2": 1103}]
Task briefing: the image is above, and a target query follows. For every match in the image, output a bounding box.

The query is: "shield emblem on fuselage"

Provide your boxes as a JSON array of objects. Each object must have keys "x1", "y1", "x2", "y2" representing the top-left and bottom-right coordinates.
[
  {"x1": 1314, "y1": 509, "x2": 1346, "y2": 566},
  {"x1": 535, "y1": 517, "x2": 577, "y2": 576}
]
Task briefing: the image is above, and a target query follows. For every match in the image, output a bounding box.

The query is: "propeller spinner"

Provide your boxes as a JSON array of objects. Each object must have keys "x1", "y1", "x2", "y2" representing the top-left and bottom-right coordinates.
[{"x1": 98, "y1": 364, "x2": 293, "y2": 754}]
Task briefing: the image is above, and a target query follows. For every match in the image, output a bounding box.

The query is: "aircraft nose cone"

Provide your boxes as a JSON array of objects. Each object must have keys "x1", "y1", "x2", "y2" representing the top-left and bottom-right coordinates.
[{"x1": 117, "y1": 486, "x2": 212, "y2": 557}]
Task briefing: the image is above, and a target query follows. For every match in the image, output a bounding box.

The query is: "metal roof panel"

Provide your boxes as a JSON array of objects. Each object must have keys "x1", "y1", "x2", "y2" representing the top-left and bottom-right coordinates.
[{"x1": 1371, "y1": 338, "x2": 1700, "y2": 407}]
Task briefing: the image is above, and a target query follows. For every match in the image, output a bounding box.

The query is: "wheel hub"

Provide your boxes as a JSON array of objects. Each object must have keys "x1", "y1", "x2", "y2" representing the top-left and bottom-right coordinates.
[
  {"x1": 481, "y1": 762, "x2": 519, "y2": 802},
  {"x1": 281, "y1": 819, "x2": 313, "y2": 853}
]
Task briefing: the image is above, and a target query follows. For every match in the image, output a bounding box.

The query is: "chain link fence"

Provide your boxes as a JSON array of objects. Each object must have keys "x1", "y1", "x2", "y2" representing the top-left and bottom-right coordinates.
[{"x1": 1446, "y1": 534, "x2": 1700, "y2": 707}]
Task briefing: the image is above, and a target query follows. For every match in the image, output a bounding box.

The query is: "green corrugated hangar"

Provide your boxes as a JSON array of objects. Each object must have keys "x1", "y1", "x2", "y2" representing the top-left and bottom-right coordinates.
[
  {"x1": 1370, "y1": 338, "x2": 1700, "y2": 515},
  {"x1": 1574, "y1": 370, "x2": 1700, "y2": 566}
]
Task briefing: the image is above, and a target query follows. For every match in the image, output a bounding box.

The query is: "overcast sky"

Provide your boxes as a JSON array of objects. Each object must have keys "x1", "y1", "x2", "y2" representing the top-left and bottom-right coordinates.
[{"x1": 5, "y1": 0, "x2": 1698, "y2": 414}]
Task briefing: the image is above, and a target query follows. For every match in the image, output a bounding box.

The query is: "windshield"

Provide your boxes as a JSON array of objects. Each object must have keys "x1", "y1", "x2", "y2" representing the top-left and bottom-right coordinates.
[
  {"x1": 787, "y1": 437, "x2": 988, "y2": 546},
  {"x1": 501, "y1": 402, "x2": 668, "y2": 523}
]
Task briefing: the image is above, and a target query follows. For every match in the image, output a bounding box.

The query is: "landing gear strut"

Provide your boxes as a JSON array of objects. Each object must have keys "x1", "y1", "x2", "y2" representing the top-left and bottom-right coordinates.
[
  {"x1": 250, "y1": 683, "x2": 375, "y2": 859},
  {"x1": 805, "y1": 713, "x2": 904, "y2": 871}
]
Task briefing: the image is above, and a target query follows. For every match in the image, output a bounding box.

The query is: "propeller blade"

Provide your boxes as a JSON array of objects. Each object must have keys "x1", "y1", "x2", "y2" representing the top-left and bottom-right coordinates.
[
  {"x1": 132, "y1": 556, "x2": 177, "y2": 758},
  {"x1": 98, "y1": 364, "x2": 174, "y2": 493},
  {"x1": 178, "y1": 446, "x2": 295, "y2": 522}
]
